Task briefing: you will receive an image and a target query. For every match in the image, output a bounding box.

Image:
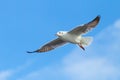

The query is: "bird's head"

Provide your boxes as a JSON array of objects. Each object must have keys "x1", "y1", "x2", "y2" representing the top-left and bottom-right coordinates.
[{"x1": 56, "y1": 31, "x2": 67, "y2": 37}]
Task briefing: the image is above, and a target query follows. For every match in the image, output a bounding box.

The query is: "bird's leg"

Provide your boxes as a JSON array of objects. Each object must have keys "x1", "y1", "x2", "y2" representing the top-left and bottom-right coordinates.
[
  {"x1": 80, "y1": 45, "x2": 85, "y2": 51},
  {"x1": 78, "y1": 44, "x2": 85, "y2": 51}
]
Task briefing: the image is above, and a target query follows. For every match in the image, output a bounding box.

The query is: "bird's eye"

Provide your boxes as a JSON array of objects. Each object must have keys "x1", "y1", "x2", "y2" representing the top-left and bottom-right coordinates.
[{"x1": 59, "y1": 32, "x2": 62, "y2": 34}]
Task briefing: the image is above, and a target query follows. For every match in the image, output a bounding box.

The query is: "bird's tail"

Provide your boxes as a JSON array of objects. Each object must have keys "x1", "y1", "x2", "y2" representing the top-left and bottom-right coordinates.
[
  {"x1": 77, "y1": 37, "x2": 93, "y2": 51},
  {"x1": 80, "y1": 37, "x2": 93, "y2": 47}
]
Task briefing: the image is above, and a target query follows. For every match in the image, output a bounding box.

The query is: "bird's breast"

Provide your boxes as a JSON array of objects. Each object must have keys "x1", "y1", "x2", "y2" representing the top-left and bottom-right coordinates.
[{"x1": 59, "y1": 33, "x2": 81, "y2": 44}]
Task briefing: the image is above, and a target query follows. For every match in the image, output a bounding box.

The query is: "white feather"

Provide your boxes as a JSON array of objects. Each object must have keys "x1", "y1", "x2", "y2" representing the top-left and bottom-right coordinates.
[{"x1": 80, "y1": 37, "x2": 93, "y2": 47}]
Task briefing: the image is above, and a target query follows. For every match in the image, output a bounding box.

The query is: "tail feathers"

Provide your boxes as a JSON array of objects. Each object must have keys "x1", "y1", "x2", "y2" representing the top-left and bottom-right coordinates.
[{"x1": 80, "y1": 37, "x2": 93, "y2": 47}]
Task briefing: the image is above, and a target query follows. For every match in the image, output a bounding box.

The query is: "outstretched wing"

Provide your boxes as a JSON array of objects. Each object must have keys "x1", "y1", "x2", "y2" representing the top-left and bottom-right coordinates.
[
  {"x1": 27, "y1": 38, "x2": 67, "y2": 53},
  {"x1": 68, "y1": 15, "x2": 100, "y2": 35}
]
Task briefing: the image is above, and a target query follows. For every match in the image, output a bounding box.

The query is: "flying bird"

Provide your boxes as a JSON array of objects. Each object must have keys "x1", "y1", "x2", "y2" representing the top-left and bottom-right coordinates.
[{"x1": 27, "y1": 15, "x2": 100, "y2": 53}]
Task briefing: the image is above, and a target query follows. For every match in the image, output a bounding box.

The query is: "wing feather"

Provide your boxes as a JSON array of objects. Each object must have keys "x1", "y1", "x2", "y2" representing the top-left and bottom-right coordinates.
[
  {"x1": 27, "y1": 38, "x2": 67, "y2": 53},
  {"x1": 68, "y1": 15, "x2": 100, "y2": 35}
]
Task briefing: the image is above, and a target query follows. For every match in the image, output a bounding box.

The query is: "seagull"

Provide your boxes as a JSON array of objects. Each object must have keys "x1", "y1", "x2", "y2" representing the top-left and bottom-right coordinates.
[{"x1": 27, "y1": 15, "x2": 100, "y2": 53}]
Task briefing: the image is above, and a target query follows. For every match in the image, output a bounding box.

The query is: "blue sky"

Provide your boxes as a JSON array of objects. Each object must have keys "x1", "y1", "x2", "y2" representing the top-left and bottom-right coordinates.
[{"x1": 0, "y1": 0, "x2": 120, "y2": 80}]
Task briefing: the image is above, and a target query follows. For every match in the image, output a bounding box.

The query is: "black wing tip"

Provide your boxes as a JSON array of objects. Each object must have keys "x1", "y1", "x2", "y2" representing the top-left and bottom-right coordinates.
[
  {"x1": 92, "y1": 15, "x2": 101, "y2": 23},
  {"x1": 96, "y1": 15, "x2": 101, "y2": 20},
  {"x1": 27, "y1": 51, "x2": 37, "y2": 53},
  {"x1": 27, "y1": 49, "x2": 44, "y2": 53},
  {"x1": 97, "y1": 15, "x2": 101, "y2": 17}
]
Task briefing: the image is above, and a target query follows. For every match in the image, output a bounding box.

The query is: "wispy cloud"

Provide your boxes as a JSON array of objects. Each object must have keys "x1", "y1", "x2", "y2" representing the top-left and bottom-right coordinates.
[
  {"x1": 114, "y1": 20, "x2": 120, "y2": 29},
  {"x1": 0, "y1": 59, "x2": 35, "y2": 80},
  {"x1": 17, "y1": 19, "x2": 120, "y2": 80},
  {"x1": 0, "y1": 70, "x2": 13, "y2": 80},
  {"x1": 63, "y1": 52, "x2": 120, "y2": 80}
]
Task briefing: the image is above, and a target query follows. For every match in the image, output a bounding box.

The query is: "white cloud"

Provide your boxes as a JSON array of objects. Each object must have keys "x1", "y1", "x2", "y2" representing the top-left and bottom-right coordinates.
[
  {"x1": 17, "y1": 19, "x2": 120, "y2": 80},
  {"x1": 17, "y1": 66, "x2": 65, "y2": 80},
  {"x1": 114, "y1": 19, "x2": 120, "y2": 29},
  {"x1": 0, "y1": 59, "x2": 35, "y2": 80},
  {"x1": 63, "y1": 52, "x2": 120, "y2": 80},
  {"x1": 0, "y1": 70, "x2": 13, "y2": 80}
]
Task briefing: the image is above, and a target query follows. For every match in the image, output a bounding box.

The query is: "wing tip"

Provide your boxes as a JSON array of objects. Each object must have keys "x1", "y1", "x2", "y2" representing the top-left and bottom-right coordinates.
[
  {"x1": 97, "y1": 15, "x2": 101, "y2": 18},
  {"x1": 27, "y1": 51, "x2": 37, "y2": 53},
  {"x1": 26, "y1": 49, "x2": 46, "y2": 53},
  {"x1": 91, "y1": 15, "x2": 101, "y2": 24},
  {"x1": 96, "y1": 15, "x2": 101, "y2": 21},
  {"x1": 27, "y1": 49, "x2": 41, "y2": 53}
]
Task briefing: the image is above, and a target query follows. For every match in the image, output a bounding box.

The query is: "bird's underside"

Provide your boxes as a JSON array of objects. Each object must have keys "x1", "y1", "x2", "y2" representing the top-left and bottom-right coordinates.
[{"x1": 27, "y1": 15, "x2": 100, "y2": 53}]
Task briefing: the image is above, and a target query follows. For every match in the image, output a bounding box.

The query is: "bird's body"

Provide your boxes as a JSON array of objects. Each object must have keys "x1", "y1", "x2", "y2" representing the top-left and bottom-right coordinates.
[
  {"x1": 27, "y1": 15, "x2": 100, "y2": 53},
  {"x1": 56, "y1": 31, "x2": 82, "y2": 44}
]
